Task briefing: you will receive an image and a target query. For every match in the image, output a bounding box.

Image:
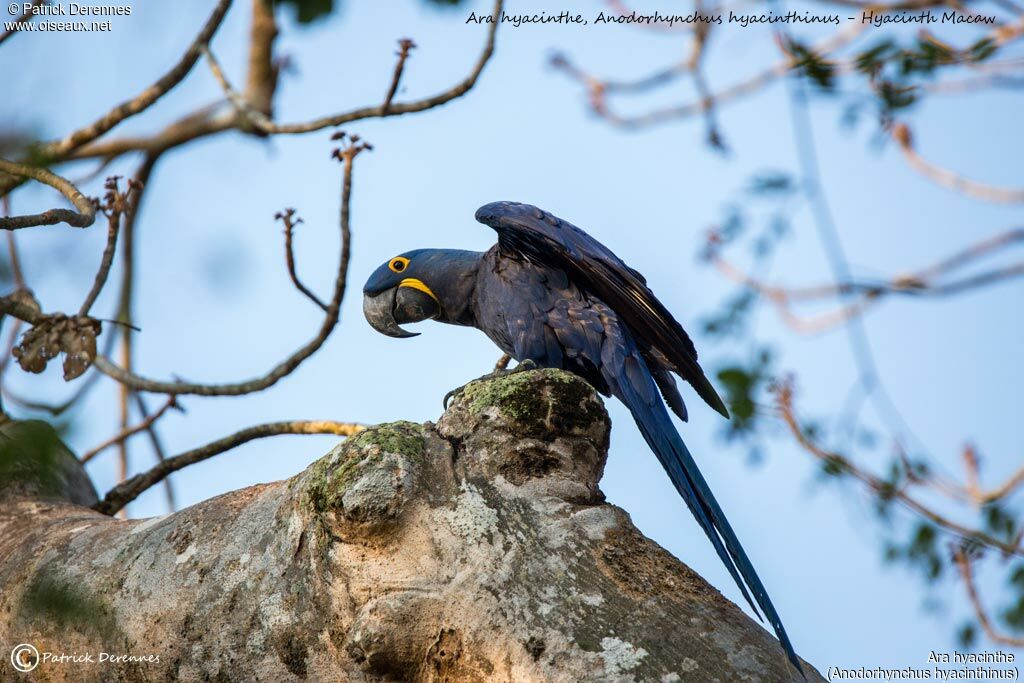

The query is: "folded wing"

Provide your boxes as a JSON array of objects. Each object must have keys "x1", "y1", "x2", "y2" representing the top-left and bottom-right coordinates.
[{"x1": 475, "y1": 201, "x2": 729, "y2": 419}]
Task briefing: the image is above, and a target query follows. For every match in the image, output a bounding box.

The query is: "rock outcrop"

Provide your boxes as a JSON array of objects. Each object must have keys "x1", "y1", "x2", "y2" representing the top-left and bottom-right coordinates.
[{"x1": 0, "y1": 369, "x2": 821, "y2": 681}]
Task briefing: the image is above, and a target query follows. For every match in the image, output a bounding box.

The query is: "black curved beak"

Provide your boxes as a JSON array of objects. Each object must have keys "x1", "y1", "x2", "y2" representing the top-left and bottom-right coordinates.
[{"x1": 362, "y1": 286, "x2": 440, "y2": 338}]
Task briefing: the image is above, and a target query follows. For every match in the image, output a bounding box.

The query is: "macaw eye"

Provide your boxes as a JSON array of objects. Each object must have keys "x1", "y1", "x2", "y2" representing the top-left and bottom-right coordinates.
[{"x1": 389, "y1": 257, "x2": 409, "y2": 273}]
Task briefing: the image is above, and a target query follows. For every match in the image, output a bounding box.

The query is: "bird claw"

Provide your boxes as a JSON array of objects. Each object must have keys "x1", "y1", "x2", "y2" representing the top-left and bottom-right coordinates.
[
  {"x1": 510, "y1": 358, "x2": 537, "y2": 373},
  {"x1": 442, "y1": 359, "x2": 538, "y2": 410}
]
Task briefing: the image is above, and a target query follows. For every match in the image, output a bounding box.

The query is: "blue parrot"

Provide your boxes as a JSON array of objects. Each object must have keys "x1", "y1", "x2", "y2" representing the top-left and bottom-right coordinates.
[{"x1": 363, "y1": 201, "x2": 803, "y2": 675}]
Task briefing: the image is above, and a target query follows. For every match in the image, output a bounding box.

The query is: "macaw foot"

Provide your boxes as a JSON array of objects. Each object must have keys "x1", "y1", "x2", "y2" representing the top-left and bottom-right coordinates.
[
  {"x1": 443, "y1": 359, "x2": 538, "y2": 409},
  {"x1": 504, "y1": 358, "x2": 537, "y2": 374}
]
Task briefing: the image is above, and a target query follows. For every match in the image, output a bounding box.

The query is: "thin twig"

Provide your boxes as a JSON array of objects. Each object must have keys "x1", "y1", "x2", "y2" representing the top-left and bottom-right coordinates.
[
  {"x1": 0, "y1": 0, "x2": 47, "y2": 47},
  {"x1": 0, "y1": 1, "x2": 232, "y2": 200},
  {"x1": 63, "y1": 0, "x2": 501, "y2": 164},
  {"x1": 201, "y1": 0, "x2": 502, "y2": 136},
  {"x1": 277, "y1": 208, "x2": 328, "y2": 311},
  {"x1": 0, "y1": 205, "x2": 26, "y2": 379},
  {"x1": 201, "y1": 44, "x2": 276, "y2": 131},
  {"x1": 92, "y1": 136, "x2": 369, "y2": 395},
  {"x1": 44, "y1": 0, "x2": 233, "y2": 160},
  {"x1": 970, "y1": 468, "x2": 1024, "y2": 506},
  {"x1": 111, "y1": 153, "x2": 159, "y2": 516},
  {"x1": 705, "y1": 227, "x2": 1024, "y2": 332},
  {"x1": 552, "y1": 22, "x2": 864, "y2": 130},
  {"x1": 133, "y1": 393, "x2": 176, "y2": 512},
  {"x1": 94, "y1": 419, "x2": 365, "y2": 515},
  {"x1": 4, "y1": 228, "x2": 25, "y2": 290},
  {"x1": 79, "y1": 177, "x2": 141, "y2": 316},
  {"x1": 116, "y1": 338, "x2": 130, "y2": 516},
  {"x1": 0, "y1": 159, "x2": 96, "y2": 230},
  {"x1": 892, "y1": 124, "x2": 1024, "y2": 204},
  {"x1": 776, "y1": 11, "x2": 924, "y2": 466},
  {"x1": 955, "y1": 444, "x2": 1024, "y2": 506},
  {"x1": 776, "y1": 379, "x2": 1022, "y2": 557},
  {"x1": 80, "y1": 394, "x2": 178, "y2": 464},
  {"x1": 953, "y1": 547, "x2": 1024, "y2": 647},
  {"x1": 383, "y1": 39, "x2": 417, "y2": 113}
]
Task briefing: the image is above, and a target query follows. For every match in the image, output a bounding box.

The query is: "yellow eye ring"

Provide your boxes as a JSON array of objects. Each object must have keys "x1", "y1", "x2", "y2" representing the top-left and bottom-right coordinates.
[{"x1": 389, "y1": 256, "x2": 410, "y2": 273}]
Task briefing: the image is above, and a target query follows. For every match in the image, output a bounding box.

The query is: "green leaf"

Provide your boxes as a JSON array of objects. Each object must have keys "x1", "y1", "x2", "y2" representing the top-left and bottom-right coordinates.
[
  {"x1": 821, "y1": 454, "x2": 848, "y2": 478},
  {"x1": 983, "y1": 503, "x2": 1018, "y2": 541},
  {"x1": 877, "y1": 81, "x2": 918, "y2": 113},
  {"x1": 787, "y1": 39, "x2": 836, "y2": 91},
  {"x1": 957, "y1": 622, "x2": 977, "y2": 648},
  {"x1": 855, "y1": 40, "x2": 898, "y2": 76},
  {"x1": 968, "y1": 38, "x2": 998, "y2": 63},
  {"x1": 746, "y1": 171, "x2": 794, "y2": 196}
]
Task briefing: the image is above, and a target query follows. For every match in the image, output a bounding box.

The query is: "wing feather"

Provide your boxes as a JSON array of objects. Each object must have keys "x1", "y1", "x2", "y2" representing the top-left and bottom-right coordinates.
[{"x1": 476, "y1": 201, "x2": 728, "y2": 418}]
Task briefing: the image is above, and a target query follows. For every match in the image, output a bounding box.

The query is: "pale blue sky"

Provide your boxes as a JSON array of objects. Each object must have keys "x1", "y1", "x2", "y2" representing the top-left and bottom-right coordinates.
[{"x1": 3, "y1": 0, "x2": 1022, "y2": 672}]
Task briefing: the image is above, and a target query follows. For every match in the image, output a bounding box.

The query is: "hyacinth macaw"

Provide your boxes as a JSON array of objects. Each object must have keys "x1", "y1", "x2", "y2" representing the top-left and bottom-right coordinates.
[{"x1": 362, "y1": 201, "x2": 802, "y2": 675}]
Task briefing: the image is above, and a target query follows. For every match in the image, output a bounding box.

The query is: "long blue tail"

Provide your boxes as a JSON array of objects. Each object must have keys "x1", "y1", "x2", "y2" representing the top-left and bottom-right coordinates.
[{"x1": 627, "y1": 393, "x2": 805, "y2": 677}]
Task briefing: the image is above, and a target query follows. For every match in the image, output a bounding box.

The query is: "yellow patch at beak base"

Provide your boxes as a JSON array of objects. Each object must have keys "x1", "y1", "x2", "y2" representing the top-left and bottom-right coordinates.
[{"x1": 399, "y1": 278, "x2": 440, "y2": 305}]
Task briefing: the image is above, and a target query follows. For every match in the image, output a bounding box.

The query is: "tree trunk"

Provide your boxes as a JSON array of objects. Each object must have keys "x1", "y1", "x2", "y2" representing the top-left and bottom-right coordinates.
[{"x1": 0, "y1": 369, "x2": 822, "y2": 682}]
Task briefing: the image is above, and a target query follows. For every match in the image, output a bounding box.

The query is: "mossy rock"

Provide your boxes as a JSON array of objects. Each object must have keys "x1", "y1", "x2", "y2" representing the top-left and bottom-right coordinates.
[
  {"x1": 304, "y1": 422, "x2": 425, "y2": 513},
  {"x1": 347, "y1": 421, "x2": 425, "y2": 461},
  {"x1": 458, "y1": 369, "x2": 607, "y2": 439}
]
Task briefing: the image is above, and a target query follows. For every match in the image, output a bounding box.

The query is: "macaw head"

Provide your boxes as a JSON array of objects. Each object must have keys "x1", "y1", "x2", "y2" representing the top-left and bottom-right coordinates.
[{"x1": 363, "y1": 248, "x2": 480, "y2": 338}]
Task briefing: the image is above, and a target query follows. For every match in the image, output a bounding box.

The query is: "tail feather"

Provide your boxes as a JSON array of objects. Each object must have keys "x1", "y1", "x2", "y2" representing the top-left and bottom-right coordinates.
[
  {"x1": 629, "y1": 397, "x2": 805, "y2": 678},
  {"x1": 635, "y1": 417, "x2": 762, "y2": 618}
]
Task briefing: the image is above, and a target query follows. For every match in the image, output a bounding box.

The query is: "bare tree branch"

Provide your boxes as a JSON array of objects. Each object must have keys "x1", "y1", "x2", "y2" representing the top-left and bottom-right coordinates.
[
  {"x1": 64, "y1": 0, "x2": 501, "y2": 167},
  {"x1": 42, "y1": 0, "x2": 233, "y2": 160},
  {"x1": 893, "y1": 124, "x2": 1024, "y2": 203},
  {"x1": 0, "y1": 223, "x2": 26, "y2": 387},
  {"x1": 133, "y1": 392, "x2": 177, "y2": 511},
  {"x1": 953, "y1": 547, "x2": 1024, "y2": 647},
  {"x1": 69, "y1": 111, "x2": 236, "y2": 161},
  {"x1": 91, "y1": 136, "x2": 369, "y2": 396},
  {"x1": 94, "y1": 419, "x2": 365, "y2": 515},
  {"x1": 932, "y1": 444, "x2": 1024, "y2": 507},
  {"x1": 552, "y1": 23, "x2": 864, "y2": 130},
  {"x1": 0, "y1": 292, "x2": 44, "y2": 325},
  {"x1": 243, "y1": 0, "x2": 279, "y2": 117},
  {"x1": 776, "y1": 379, "x2": 1023, "y2": 558},
  {"x1": 0, "y1": 0, "x2": 231, "y2": 198},
  {"x1": 704, "y1": 227, "x2": 1024, "y2": 332},
  {"x1": 277, "y1": 207, "x2": 328, "y2": 312},
  {"x1": 203, "y1": 0, "x2": 503, "y2": 136},
  {"x1": 0, "y1": 0, "x2": 46, "y2": 47},
  {"x1": 78, "y1": 177, "x2": 141, "y2": 316},
  {"x1": 383, "y1": 38, "x2": 417, "y2": 113},
  {"x1": 79, "y1": 394, "x2": 179, "y2": 464},
  {"x1": 110, "y1": 154, "x2": 160, "y2": 508},
  {"x1": 0, "y1": 158, "x2": 96, "y2": 229},
  {"x1": 201, "y1": 44, "x2": 276, "y2": 131}
]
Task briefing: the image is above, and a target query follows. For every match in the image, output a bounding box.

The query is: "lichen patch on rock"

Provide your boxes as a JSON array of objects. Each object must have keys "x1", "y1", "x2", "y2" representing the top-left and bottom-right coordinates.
[{"x1": 0, "y1": 369, "x2": 821, "y2": 682}]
